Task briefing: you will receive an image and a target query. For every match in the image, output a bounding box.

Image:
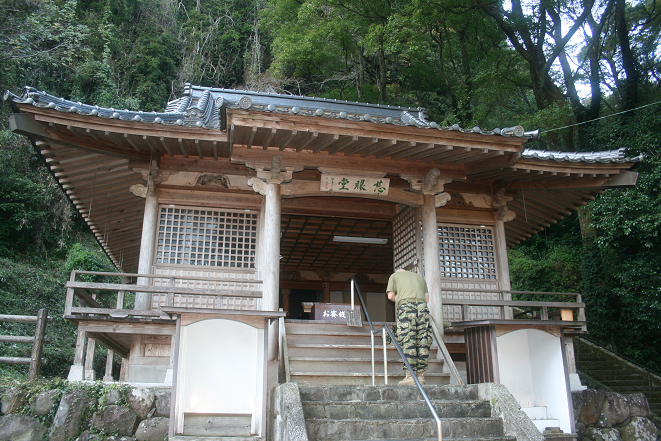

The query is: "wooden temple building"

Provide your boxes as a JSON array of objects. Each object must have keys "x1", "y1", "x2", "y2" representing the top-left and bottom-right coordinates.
[{"x1": 5, "y1": 84, "x2": 641, "y2": 439}]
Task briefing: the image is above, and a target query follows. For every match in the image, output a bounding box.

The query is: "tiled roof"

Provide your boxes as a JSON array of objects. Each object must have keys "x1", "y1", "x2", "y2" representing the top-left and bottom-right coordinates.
[
  {"x1": 5, "y1": 84, "x2": 539, "y2": 139},
  {"x1": 522, "y1": 148, "x2": 643, "y2": 164}
]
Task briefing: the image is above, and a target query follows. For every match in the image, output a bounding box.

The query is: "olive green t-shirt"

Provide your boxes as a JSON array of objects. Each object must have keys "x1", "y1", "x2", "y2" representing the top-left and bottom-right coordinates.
[{"x1": 386, "y1": 270, "x2": 428, "y2": 305}]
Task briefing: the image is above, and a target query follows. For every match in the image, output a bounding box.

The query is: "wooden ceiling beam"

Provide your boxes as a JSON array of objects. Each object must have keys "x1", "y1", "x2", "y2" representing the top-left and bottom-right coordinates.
[
  {"x1": 245, "y1": 126, "x2": 257, "y2": 149},
  {"x1": 194, "y1": 139, "x2": 202, "y2": 159},
  {"x1": 296, "y1": 131, "x2": 319, "y2": 152},
  {"x1": 392, "y1": 143, "x2": 448, "y2": 160},
  {"x1": 328, "y1": 135, "x2": 359, "y2": 155},
  {"x1": 361, "y1": 139, "x2": 397, "y2": 158},
  {"x1": 177, "y1": 138, "x2": 189, "y2": 158},
  {"x1": 228, "y1": 111, "x2": 525, "y2": 151},
  {"x1": 158, "y1": 137, "x2": 174, "y2": 157},
  {"x1": 511, "y1": 196, "x2": 571, "y2": 217},
  {"x1": 342, "y1": 137, "x2": 379, "y2": 156},
  {"x1": 61, "y1": 171, "x2": 139, "y2": 191},
  {"x1": 262, "y1": 128, "x2": 277, "y2": 150},
  {"x1": 312, "y1": 134, "x2": 339, "y2": 154},
  {"x1": 375, "y1": 141, "x2": 415, "y2": 159},
  {"x1": 449, "y1": 150, "x2": 505, "y2": 167},
  {"x1": 433, "y1": 148, "x2": 490, "y2": 165},
  {"x1": 279, "y1": 130, "x2": 298, "y2": 151},
  {"x1": 231, "y1": 146, "x2": 466, "y2": 179},
  {"x1": 53, "y1": 161, "x2": 130, "y2": 180}
]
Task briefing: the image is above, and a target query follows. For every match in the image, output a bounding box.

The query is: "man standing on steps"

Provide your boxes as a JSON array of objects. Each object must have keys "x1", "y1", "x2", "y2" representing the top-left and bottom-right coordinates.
[{"x1": 386, "y1": 268, "x2": 432, "y2": 385}]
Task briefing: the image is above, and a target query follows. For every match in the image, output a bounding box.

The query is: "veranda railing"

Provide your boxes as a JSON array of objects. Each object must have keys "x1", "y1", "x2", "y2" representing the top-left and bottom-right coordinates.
[{"x1": 64, "y1": 270, "x2": 263, "y2": 319}]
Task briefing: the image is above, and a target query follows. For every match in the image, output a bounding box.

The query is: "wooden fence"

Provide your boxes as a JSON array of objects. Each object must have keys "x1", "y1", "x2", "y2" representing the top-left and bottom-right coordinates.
[{"x1": 0, "y1": 309, "x2": 51, "y2": 380}]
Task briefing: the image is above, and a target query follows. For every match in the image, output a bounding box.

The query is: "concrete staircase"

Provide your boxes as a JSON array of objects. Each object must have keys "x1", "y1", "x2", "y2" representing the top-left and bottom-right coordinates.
[
  {"x1": 299, "y1": 384, "x2": 517, "y2": 441},
  {"x1": 285, "y1": 320, "x2": 450, "y2": 385},
  {"x1": 575, "y1": 337, "x2": 661, "y2": 421}
]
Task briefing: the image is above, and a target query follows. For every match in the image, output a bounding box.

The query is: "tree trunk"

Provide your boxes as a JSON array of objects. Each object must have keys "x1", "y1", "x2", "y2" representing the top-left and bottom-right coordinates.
[
  {"x1": 615, "y1": 0, "x2": 639, "y2": 111},
  {"x1": 376, "y1": 36, "x2": 387, "y2": 103}
]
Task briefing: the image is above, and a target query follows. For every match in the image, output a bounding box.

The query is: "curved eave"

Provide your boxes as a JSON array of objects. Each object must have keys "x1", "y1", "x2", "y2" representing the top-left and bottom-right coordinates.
[
  {"x1": 38, "y1": 141, "x2": 145, "y2": 272},
  {"x1": 500, "y1": 158, "x2": 639, "y2": 247}
]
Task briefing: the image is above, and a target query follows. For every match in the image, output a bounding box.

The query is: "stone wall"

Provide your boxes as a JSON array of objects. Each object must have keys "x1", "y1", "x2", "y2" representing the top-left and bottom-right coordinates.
[
  {"x1": 0, "y1": 383, "x2": 170, "y2": 441},
  {"x1": 573, "y1": 389, "x2": 658, "y2": 441}
]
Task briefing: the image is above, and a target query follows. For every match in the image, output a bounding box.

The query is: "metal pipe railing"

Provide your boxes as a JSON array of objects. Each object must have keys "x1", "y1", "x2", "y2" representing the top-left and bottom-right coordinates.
[{"x1": 350, "y1": 276, "x2": 442, "y2": 441}]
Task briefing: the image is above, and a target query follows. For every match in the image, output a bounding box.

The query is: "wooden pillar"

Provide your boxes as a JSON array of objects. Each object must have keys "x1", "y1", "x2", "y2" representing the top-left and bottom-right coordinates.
[
  {"x1": 281, "y1": 289, "x2": 291, "y2": 317},
  {"x1": 248, "y1": 155, "x2": 298, "y2": 361},
  {"x1": 84, "y1": 338, "x2": 96, "y2": 380},
  {"x1": 322, "y1": 281, "x2": 331, "y2": 303},
  {"x1": 422, "y1": 194, "x2": 443, "y2": 337},
  {"x1": 67, "y1": 328, "x2": 87, "y2": 381},
  {"x1": 264, "y1": 181, "x2": 281, "y2": 360},
  {"x1": 119, "y1": 357, "x2": 129, "y2": 381},
  {"x1": 136, "y1": 166, "x2": 159, "y2": 311},
  {"x1": 28, "y1": 308, "x2": 48, "y2": 381},
  {"x1": 103, "y1": 350, "x2": 114, "y2": 382},
  {"x1": 493, "y1": 219, "x2": 513, "y2": 319}
]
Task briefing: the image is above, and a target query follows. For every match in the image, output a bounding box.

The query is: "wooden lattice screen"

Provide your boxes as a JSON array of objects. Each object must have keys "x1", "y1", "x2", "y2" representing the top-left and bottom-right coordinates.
[
  {"x1": 152, "y1": 206, "x2": 260, "y2": 310},
  {"x1": 438, "y1": 223, "x2": 501, "y2": 322},
  {"x1": 392, "y1": 206, "x2": 423, "y2": 274}
]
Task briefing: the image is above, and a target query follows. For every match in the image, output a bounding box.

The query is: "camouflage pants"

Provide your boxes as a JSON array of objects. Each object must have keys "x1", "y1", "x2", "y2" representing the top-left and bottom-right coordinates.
[{"x1": 396, "y1": 301, "x2": 432, "y2": 373}]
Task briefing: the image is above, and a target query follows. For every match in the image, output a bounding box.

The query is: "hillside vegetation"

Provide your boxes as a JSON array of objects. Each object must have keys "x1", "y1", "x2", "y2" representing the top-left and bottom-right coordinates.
[{"x1": 0, "y1": 0, "x2": 660, "y2": 377}]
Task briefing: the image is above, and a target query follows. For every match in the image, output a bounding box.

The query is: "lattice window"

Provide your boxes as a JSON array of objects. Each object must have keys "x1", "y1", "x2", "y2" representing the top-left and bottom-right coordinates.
[
  {"x1": 438, "y1": 224, "x2": 496, "y2": 280},
  {"x1": 392, "y1": 206, "x2": 422, "y2": 273},
  {"x1": 156, "y1": 206, "x2": 258, "y2": 268}
]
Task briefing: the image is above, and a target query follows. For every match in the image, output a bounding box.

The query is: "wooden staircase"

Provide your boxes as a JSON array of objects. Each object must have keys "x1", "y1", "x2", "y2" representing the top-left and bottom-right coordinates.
[{"x1": 285, "y1": 320, "x2": 451, "y2": 385}]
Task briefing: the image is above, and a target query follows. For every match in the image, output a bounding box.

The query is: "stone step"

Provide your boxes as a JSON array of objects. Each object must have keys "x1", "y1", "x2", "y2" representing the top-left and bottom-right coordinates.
[
  {"x1": 336, "y1": 438, "x2": 515, "y2": 441},
  {"x1": 289, "y1": 357, "x2": 444, "y2": 374},
  {"x1": 579, "y1": 367, "x2": 645, "y2": 374},
  {"x1": 590, "y1": 377, "x2": 651, "y2": 385},
  {"x1": 305, "y1": 417, "x2": 505, "y2": 440},
  {"x1": 302, "y1": 399, "x2": 492, "y2": 420},
  {"x1": 291, "y1": 371, "x2": 451, "y2": 386},
  {"x1": 170, "y1": 437, "x2": 264, "y2": 441},
  {"x1": 298, "y1": 384, "x2": 480, "y2": 402}
]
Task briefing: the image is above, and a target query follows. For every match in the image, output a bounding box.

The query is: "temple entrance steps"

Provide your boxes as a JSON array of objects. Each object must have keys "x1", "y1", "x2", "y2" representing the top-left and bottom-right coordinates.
[
  {"x1": 575, "y1": 338, "x2": 661, "y2": 420},
  {"x1": 285, "y1": 320, "x2": 450, "y2": 385},
  {"x1": 299, "y1": 384, "x2": 517, "y2": 441},
  {"x1": 168, "y1": 435, "x2": 266, "y2": 441}
]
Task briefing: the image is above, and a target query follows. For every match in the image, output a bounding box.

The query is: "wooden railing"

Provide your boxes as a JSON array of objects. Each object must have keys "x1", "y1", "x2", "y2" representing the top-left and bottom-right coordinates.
[
  {"x1": 0, "y1": 309, "x2": 51, "y2": 380},
  {"x1": 442, "y1": 288, "x2": 586, "y2": 331},
  {"x1": 65, "y1": 271, "x2": 263, "y2": 319}
]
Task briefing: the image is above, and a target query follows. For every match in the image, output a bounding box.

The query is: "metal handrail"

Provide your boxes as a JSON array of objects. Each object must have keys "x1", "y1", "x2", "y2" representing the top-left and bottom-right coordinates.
[{"x1": 350, "y1": 276, "x2": 442, "y2": 441}]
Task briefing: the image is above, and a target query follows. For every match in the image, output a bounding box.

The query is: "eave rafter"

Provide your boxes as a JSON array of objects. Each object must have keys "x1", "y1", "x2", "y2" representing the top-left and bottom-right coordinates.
[{"x1": 227, "y1": 110, "x2": 526, "y2": 165}]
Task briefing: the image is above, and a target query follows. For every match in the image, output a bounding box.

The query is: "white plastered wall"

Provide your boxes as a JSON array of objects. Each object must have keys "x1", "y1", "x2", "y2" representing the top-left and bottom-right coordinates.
[
  {"x1": 175, "y1": 318, "x2": 264, "y2": 436},
  {"x1": 496, "y1": 329, "x2": 571, "y2": 433}
]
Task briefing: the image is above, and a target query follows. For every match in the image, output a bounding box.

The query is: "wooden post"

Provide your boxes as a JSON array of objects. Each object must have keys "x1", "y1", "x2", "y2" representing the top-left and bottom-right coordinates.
[
  {"x1": 264, "y1": 181, "x2": 281, "y2": 360},
  {"x1": 68, "y1": 327, "x2": 87, "y2": 381},
  {"x1": 493, "y1": 219, "x2": 513, "y2": 319},
  {"x1": 322, "y1": 281, "x2": 331, "y2": 303},
  {"x1": 64, "y1": 272, "x2": 76, "y2": 316},
  {"x1": 422, "y1": 194, "x2": 443, "y2": 338},
  {"x1": 103, "y1": 350, "x2": 114, "y2": 382},
  {"x1": 84, "y1": 338, "x2": 96, "y2": 380},
  {"x1": 28, "y1": 308, "x2": 47, "y2": 381},
  {"x1": 281, "y1": 289, "x2": 291, "y2": 317},
  {"x1": 119, "y1": 357, "x2": 129, "y2": 381},
  {"x1": 136, "y1": 166, "x2": 159, "y2": 311}
]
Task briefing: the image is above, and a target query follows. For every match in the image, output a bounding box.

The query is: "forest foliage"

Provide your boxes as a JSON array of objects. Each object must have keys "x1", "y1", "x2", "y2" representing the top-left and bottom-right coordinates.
[{"x1": 0, "y1": 0, "x2": 660, "y2": 376}]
